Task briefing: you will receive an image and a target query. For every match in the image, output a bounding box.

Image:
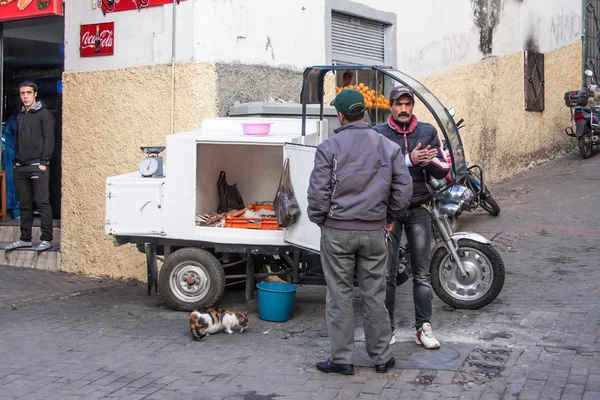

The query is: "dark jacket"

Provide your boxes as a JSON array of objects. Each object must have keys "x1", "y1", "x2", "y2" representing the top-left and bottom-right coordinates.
[
  {"x1": 374, "y1": 115, "x2": 450, "y2": 207},
  {"x1": 307, "y1": 122, "x2": 413, "y2": 230},
  {"x1": 15, "y1": 101, "x2": 55, "y2": 166}
]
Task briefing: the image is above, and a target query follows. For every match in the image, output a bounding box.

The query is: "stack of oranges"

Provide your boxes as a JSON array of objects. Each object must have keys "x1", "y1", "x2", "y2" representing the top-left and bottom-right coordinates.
[{"x1": 336, "y1": 83, "x2": 390, "y2": 109}]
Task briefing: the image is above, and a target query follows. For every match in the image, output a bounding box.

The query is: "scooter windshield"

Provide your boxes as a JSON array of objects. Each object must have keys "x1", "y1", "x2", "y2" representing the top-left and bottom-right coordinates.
[{"x1": 376, "y1": 67, "x2": 467, "y2": 180}]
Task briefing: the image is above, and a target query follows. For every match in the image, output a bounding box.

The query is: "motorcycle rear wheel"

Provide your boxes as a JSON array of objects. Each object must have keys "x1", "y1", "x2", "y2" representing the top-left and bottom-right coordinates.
[
  {"x1": 578, "y1": 135, "x2": 593, "y2": 159},
  {"x1": 431, "y1": 239, "x2": 504, "y2": 309},
  {"x1": 480, "y1": 193, "x2": 500, "y2": 216}
]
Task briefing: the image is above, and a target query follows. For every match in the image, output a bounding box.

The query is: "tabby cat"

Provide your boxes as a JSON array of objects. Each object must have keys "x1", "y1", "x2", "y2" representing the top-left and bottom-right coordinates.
[{"x1": 188, "y1": 306, "x2": 249, "y2": 341}]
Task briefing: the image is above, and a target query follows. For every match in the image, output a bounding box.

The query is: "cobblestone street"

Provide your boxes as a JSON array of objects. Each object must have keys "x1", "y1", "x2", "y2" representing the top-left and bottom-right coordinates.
[{"x1": 1, "y1": 149, "x2": 599, "y2": 400}]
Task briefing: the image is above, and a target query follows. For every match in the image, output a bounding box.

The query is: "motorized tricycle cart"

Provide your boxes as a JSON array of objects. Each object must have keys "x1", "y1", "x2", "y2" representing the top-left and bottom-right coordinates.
[{"x1": 105, "y1": 66, "x2": 503, "y2": 311}]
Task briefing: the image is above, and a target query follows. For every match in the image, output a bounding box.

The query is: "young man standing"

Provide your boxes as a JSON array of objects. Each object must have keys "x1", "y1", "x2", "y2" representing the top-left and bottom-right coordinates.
[
  {"x1": 308, "y1": 89, "x2": 413, "y2": 375},
  {"x1": 5, "y1": 81, "x2": 55, "y2": 252}
]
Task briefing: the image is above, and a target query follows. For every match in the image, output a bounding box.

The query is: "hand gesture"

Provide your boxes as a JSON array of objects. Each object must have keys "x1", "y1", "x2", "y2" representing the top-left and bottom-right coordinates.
[{"x1": 410, "y1": 143, "x2": 438, "y2": 165}]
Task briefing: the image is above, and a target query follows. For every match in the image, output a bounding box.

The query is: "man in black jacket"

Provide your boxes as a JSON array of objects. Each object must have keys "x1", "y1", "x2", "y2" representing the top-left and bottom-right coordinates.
[
  {"x1": 5, "y1": 81, "x2": 55, "y2": 252},
  {"x1": 374, "y1": 86, "x2": 450, "y2": 349},
  {"x1": 308, "y1": 89, "x2": 413, "y2": 375}
]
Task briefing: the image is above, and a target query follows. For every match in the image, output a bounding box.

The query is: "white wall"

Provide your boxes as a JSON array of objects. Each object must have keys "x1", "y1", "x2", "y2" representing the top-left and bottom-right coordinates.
[
  {"x1": 353, "y1": 0, "x2": 582, "y2": 76},
  {"x1": 65, "y1": 0, "x2": 582, "y2": 77},
  {"x1": 65, "y1": 0, "x2": 326, "y2": 72}
]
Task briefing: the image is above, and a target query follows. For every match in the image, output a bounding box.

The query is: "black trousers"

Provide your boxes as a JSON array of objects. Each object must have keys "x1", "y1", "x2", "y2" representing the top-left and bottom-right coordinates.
[
  {"x1": 14, "y1": 165, "x2": 53, "y2": 242},
  {"x1": 385, "y1": 207, "x2": 433, "y2": 331}
]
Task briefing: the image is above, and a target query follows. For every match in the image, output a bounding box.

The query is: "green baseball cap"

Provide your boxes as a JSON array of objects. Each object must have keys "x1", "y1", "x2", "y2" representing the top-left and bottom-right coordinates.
[{"x1": 331, "y1": 89, "x2": 365, "y2": 116}]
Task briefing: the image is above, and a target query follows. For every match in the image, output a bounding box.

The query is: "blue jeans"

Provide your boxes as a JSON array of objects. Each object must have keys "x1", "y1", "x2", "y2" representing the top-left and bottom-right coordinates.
[{"x1": 384, "y1": 206, "x2": 433, "y2": 331}]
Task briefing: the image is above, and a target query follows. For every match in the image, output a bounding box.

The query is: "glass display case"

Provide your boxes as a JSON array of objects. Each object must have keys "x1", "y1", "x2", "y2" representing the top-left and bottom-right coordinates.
[{"x1": 334, "y1": 68, "x2": 396, "y2": 126}]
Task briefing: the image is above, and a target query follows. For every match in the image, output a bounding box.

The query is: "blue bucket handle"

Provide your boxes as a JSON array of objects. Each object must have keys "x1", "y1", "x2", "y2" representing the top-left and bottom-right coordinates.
[{"x1": 256, "y1": 281, "x2": 298, "y2": 293}]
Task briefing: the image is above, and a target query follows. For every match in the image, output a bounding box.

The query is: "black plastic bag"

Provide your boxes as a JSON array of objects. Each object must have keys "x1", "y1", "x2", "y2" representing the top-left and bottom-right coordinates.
[
  {"x1": 274, "y1": 158, "x2": 300, "y2": 228},
  {"x1": 217, "y1": 171, "x2": 245, "y2": 213}
]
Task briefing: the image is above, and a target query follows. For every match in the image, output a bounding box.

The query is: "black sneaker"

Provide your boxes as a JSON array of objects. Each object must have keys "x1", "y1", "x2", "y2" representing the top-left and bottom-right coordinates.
[
  {"x1": 316, "y1": 360, "x2": 354, "y2": 375},
  {"x1": 375, "y1": 356, "x2": 395, "y2": 373}
]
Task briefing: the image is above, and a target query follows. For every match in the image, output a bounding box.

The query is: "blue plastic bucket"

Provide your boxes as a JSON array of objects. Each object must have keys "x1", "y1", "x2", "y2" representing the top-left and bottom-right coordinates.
[{"x1": 256, "y1": 281, "x2": 298, "y2": 322}]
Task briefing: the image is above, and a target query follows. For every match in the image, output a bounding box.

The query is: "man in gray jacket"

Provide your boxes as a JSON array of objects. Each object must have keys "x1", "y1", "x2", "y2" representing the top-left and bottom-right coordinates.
[{"x1": 307, "y1": 89, "x2": 413, "y2": 375}]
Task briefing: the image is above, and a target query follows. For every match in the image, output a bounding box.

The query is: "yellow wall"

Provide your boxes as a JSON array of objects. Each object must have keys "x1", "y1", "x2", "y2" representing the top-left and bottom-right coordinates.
[
  {"x1": 61, "y1": 63, "x2": 303, "y2": 280},
  {"x1": 61, "y1": 64, "x2": 218, "y2": 280},
  {"x1": 417, "y1": 42, "x2": 581, "y2": 182},
  {"x1": 61, "y1": 43, "x2": 580, "y2": 279}
]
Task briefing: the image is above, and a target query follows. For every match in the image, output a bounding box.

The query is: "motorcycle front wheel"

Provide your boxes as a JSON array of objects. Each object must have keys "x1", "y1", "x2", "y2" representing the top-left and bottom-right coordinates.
[
  {"x1": 578, "y1": 135, "x2": 593, "y2": 159},
  {"x1": 431, "y1": 239, "x2": 505, "y2": 309},
  {"x1": 480, "y1": 193, "x2": 501, "y2": 216}
]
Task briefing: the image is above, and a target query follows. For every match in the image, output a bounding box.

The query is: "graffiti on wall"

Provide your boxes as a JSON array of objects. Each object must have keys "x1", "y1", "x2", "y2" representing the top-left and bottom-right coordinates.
[
  {"x1": 551, "y1": 12, "x2": 581, "y2": 45},
  {"x1": 443, "y1": 34, "x2": 472, "y2": 65},
  {"x1": 402, "y1": 33, "x2": 473, "y2": 72}
]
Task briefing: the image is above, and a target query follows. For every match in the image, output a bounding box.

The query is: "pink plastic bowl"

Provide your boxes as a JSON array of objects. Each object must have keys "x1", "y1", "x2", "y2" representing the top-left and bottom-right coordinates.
[{"x1": 241, "y1": 122, "x2": 273, "y2": 136}]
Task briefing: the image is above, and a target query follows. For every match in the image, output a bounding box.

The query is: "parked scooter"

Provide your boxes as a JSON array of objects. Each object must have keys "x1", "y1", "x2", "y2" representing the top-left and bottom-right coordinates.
[
  {"x1": 564, "y1": 69, "x2": 600, "y2": 159},
  {"x1": 437, "y1": 109, "x2": 500, "y2": 217},
  {"x1": 450, "y1": 113, "x2": 500, "y2": 216},
  {"x1": 393, "y1": 178, "x2": 505, "y2": 309}
]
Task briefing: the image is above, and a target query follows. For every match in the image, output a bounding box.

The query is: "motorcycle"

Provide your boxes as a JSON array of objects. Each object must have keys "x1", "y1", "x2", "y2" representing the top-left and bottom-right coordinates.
[
  {"x1": 564, "y1": 69, "x2": 600, "y2": 159},
  {"x1": 447, "y1": 110, "x2": 501, "y2": 216},
  {"x1": 393, "y1": 179, "x2": 505, "y2": 310},
  {"x1": 299, "y1": 65, "x2": 505, "y2": 309}
]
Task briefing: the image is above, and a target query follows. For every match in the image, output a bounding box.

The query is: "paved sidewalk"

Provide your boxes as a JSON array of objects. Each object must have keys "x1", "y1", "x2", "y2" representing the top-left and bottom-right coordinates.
[
  {"x1": 0, "y1": 150, "x2": 599, "y2": 399},
  {"x1": 0, "y1": 266, "x2": 129, "y2": 311}
]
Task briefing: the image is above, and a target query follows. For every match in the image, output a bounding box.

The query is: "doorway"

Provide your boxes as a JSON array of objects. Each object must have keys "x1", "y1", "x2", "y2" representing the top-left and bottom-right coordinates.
[{"x1": 1, "y1": 16, "x2": 64, "y2": 225}]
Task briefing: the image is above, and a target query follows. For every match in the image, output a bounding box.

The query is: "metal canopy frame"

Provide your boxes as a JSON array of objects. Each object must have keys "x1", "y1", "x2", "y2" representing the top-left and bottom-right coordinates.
[{"x1": 299, "y1": 65, "x2": 467, "y2": 180}]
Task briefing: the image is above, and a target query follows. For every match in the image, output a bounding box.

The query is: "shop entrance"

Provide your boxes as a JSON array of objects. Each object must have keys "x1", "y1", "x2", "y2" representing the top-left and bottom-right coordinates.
[{"x1": 1, "y1": 16, "x2": 64, "y2": 227}]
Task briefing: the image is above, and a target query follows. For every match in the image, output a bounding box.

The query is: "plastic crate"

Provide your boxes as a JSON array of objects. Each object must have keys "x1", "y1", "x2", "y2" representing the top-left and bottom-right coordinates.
[{"x1": 225, "y1": 204, "x2": 282, "y2": 230}]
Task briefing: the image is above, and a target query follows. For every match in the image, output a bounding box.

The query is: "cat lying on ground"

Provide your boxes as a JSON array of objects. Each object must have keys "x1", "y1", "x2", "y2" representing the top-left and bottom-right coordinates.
[{"x1": 188, "y1": 306, "x2": 249, "y2": 341}]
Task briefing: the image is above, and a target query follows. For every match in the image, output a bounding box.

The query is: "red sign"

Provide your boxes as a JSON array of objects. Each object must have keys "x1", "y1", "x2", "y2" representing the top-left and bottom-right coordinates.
[
  {"x1": 80, "y1": 23, "x2": 114, "y2": 57},
  {"x1": 0, "y1": 0, "x2": 62, "y2": 22},
  {"x1": 101, "y1": 0, "x2": 182, "y2": 16}
]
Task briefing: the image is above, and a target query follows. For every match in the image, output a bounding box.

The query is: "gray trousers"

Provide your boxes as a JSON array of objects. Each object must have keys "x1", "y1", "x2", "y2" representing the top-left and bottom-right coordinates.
[
  {"x1": 320, "y1": 226, "x2": 392, "y2": 365},
  {"x1": 385, "y1": 207, "x2": 433, "y2": 331}
]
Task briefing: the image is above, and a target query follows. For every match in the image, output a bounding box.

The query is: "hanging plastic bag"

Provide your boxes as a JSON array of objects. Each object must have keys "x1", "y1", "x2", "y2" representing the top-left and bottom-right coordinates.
[
  {"x1": 274, "y1": 158, "x2": 301, "y2": 228},
  {"x1": 217, "y1": 171, "x2": 245, "y2": 213}
]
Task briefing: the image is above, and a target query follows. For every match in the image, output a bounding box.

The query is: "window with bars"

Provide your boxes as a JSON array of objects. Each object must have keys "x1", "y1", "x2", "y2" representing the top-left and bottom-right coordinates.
[
  {"x1": 584, "y1": 1, "x2": 600, "y2": 85},
  {"x1": 524, "y1": 50, "x2": 545, "y2": 112}
]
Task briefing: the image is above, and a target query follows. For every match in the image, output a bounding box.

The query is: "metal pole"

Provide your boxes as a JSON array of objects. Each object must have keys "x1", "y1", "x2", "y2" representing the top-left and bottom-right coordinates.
[
  {"x1": 245, "y1": 255, "x2": 254, "y2": 301},
  {"x1": 170, "y1": 0, "x2": 177, "y2": 134}
]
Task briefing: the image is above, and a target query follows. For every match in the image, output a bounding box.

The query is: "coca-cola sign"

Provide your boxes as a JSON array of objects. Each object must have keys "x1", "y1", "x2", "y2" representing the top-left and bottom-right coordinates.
[
  {"x1": 101, "y1": 0, "x2": 183, "y2": 16},
  {"x1": 80, "y1": 23, "x2": 115, "y2": 57}
]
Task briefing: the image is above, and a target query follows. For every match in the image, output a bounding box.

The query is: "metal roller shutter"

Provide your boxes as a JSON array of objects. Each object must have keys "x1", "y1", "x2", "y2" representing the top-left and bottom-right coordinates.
[{"x1": 332, "y1": 12, "x2": 385, "y2": 64}]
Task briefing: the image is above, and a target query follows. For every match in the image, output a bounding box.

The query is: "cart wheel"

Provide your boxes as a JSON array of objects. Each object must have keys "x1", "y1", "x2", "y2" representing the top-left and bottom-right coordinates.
[{"x1": 159, "y1": 248, "x2": 225, "y2": 311}]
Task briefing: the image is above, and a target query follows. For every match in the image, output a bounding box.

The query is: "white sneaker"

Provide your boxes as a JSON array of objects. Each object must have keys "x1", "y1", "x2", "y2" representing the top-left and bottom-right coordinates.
[
  {"x1": 390, "y1": 332, "x2": 396, "y2": 345},
  {"x1": 415, "y1": 323, "x2": 440, "y2": 349}
]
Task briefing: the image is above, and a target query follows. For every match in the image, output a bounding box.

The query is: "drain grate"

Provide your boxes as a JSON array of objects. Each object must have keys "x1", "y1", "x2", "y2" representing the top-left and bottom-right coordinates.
[{"x1": 453, "y1": 345, "x2": 512, "y2": 385}]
